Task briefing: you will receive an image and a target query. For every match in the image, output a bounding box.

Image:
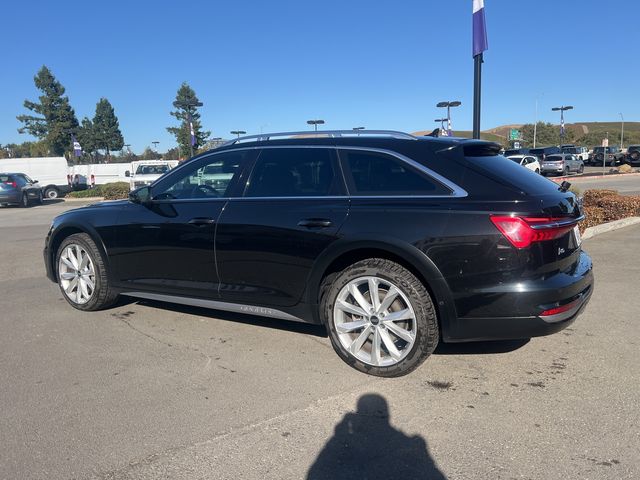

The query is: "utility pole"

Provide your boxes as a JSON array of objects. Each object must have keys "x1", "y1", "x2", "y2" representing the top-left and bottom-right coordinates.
[{"x1": 619, "y1": 113, "x2": 624, "y2": 150}]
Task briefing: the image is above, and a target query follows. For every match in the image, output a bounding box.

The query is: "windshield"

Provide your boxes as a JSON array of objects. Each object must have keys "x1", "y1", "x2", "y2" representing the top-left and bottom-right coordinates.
[
  {"x1": 135, "y1": 164, "x2": 170, "y2": 175},
  {"x1": 545, "y1": 155, "x2": 564, "y2": 162},
  {"x1": 561, "y1": 147, "x2": 577, "y2": 154}
]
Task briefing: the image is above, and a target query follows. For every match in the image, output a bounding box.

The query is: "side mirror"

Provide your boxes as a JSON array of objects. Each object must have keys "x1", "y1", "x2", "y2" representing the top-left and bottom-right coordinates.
[
  {"x1": 32, "y1": 179, "x2": 38, "y2": 184},
  {"x1": 129, "y1": 186, "x2": 151, "y2": 204},
  {"x1": 125, "y1": 170, "x2": 130, "y2": 177}
]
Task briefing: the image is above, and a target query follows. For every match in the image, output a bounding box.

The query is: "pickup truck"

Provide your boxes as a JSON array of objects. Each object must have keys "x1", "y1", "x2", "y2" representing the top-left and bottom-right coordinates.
[{"x1": 126, "y1": 160, "x2": 179, "y2": 191}]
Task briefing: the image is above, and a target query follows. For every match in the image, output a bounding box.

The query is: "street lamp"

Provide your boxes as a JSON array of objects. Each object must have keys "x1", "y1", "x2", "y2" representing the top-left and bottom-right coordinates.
[
  {"x1": 436, "y1": 101, "x2": 461, "y2": 136},
  {"x1": 307, "y1": 119, "x2": 325, "y2": 132},
  {"x1": 123, "y1": 144, "x2": 131, "y2": 157},
  {"x1": 619, "y1": 113, "x2": 624, "y2": 150},
  {"x1": 230, "y1": 130, "x2": 246, "y2": 139},
  {"x1": 551, "y1": 105, "x2": 573, "y2": 146},
  {"x1": 352, "y1": 127, "x2": 365, "y2": 135},
  {"x1": 173, "y1": 99, "x2": 204, "y2": 158},
  {"x1": 151, "y1": 141, "x2": 159, "y2": 157},
  {"x1": 434, "y1": 118, "x2": 447, "y2": 134}
]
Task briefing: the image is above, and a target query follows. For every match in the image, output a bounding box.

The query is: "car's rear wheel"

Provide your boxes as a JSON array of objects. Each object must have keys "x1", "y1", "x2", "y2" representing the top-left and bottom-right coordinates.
[
  {"x1": 563, "y1": 166, "x2": 569, "y2": 176},
  {"x1": 36, "y1": 191, "x2": 43, "y2": 204},
  {"x1": 20, "y1": 193, "x2": 30, "y2": 208},
  {"x1": 56, "y1": 233, "x2": 119, "y2": 311},
  {"x1": 578, "y1": 164, "x2": 584, "y2": 174},
  {"x1": 320, "y1": 258, "x2": 438, "y2": 377}
]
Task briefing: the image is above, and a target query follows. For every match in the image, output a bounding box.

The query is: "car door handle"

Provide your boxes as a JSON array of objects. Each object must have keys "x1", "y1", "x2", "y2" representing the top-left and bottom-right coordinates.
[
  {"x1": 188, "y1": 217, "x2": 215, "y2": 226},
  {"x1": 297, "y1": 218, "x2": 333, "y2": 228}
]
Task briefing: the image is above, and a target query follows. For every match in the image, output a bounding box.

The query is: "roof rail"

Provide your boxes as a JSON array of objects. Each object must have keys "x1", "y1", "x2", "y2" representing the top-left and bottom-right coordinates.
[{"x1": 223, "y1": 129, "x2": 417, "y2": 145}]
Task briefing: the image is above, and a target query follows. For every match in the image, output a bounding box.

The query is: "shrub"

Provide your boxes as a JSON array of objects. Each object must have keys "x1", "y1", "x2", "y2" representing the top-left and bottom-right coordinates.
[
  {"x1": 67, "y1": 185, "x2": 105, "y2": 198},
  {"x1": 66, "y1": 182, "x2": 130, "y2": 200},
  {"x1": 101, "y1": 182, "x2": 131, "y2": 200}
]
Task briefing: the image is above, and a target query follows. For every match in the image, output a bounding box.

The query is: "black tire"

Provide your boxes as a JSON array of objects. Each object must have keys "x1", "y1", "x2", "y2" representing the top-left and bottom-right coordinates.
[
  {"x1": 320, "y1": 258, "x2": 439, "y2": 377},
  {"x1": 56, "y1": 233, "x2": 119, "y2": 311},
  {"x1": 44, "y1": 187, "x2": 59, "y2": 199},
  {"x1": 36, "y1": 190, "x2": 43, "y2": 205},
  {"x1": 563, "y1": 166, "x2": 569, "y2": 176},
  {"x1": 20, "y1": 192, "x2": 30, "y2": 208},
  {"x1": 578, "y1": 164, "x2": 584, "y2": 174}
]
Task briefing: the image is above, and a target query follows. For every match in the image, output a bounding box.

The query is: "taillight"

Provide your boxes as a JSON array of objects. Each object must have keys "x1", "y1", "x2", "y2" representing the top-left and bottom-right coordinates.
[
  {"x1": 539, "y1": 298, "x2": 581, "y2": 316},
  {"x1": 490, "y1": 216, "x2": 576, "y2": 249},
  {"x1": 3, "y1": 181, "x2": 17, "y2": 188}
]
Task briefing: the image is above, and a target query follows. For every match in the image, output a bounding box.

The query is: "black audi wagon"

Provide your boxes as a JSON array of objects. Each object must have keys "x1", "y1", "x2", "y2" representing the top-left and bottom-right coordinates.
[{"x1": 44, "y1": 130, "x2": 593, "y2": 377}]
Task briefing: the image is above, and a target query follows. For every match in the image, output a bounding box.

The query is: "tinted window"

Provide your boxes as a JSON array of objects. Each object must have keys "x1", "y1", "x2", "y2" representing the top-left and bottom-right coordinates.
[
  {"x1": 153, "y1": 151, "x2": 250, "y2": 200},
  {"x1": 468, "y1": 155, "x2": 561, "y2": 195},
  {"x1": 546, "y1": 155, "x2": 564, "y2": 161},
  {"x1": 341, "y1": 150, "x2": 451, "y2": 196},
  {"x1": 508, "y1": 157, "x2": 523, "y2": 164},
  {"x1": 244, "y1": 148, "x2": 340, "y2": 197}
]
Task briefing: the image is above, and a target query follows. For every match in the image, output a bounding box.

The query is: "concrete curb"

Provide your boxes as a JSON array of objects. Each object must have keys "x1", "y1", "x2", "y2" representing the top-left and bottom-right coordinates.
[
  {"x1": 583, "y1": 217, "x2": 640, "y2": 240},
  {"x1": 551, "y1": 172, "x2": 640, "y2": 183},
  {"x1": 62, "y1": 197, "x2": 105, "y2": 202}
]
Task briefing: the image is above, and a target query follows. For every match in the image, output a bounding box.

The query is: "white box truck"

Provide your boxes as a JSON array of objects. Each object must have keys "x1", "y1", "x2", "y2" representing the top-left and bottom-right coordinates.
[
  {"x1": 68, "y1": 163, "x2": 131, "y2": 189},
  {"x1": 0, "y1": 157, "x2": 70, "y2": 199}
]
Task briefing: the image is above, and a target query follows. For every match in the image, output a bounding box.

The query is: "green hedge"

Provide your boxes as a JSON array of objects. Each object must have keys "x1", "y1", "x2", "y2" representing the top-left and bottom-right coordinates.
[{"x1": 67, "y1": 182, "x2": 130, "y2": 200}]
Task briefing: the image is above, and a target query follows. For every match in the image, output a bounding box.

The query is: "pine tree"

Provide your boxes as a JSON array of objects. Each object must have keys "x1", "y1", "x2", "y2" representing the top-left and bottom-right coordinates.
[
  {"x1": 77, "y1": 117, "x2": 97, "y2": 161},
  {"x1": 167, "y1": 82, "x2": 210, "y2": 158},
  {"x1": 17, "y1": 66, "x2": 79, "y2": 156},
  {"x1": 92, "y1": 98, "x2": 124, "y2": 162}
]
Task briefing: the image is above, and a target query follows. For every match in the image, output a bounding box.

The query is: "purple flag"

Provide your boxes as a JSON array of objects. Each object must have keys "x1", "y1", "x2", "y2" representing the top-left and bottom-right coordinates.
[
  {"x1": 472, "y1": 0, "x2": 488, "y2": 57},
  {"x1": 72, "y1": 135, "x2": 82, "y2": 157}
]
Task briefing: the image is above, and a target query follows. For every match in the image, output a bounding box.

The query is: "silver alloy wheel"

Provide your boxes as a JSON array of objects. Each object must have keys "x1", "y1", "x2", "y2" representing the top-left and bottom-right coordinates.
[
  {"x1": 58, "y1": 244, "x2": 96, "y2": 305},
  {"x1": 333, "y1": 276, "x2": 417, "y2": 367}
]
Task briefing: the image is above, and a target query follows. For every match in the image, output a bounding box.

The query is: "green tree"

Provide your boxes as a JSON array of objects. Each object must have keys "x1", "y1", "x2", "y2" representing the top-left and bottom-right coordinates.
[
  {"x1": 167, "y1": 82, "x2": 210, "y2": 158},
  {"x1": 519, "y1": 122, "x2": 575, "y2": 148},
  {"x1": 17, "y1": 66, "x2": 79, "y2": 156},
  {"x1": 76, "y1": 117, "x2": 98, "y2": 162},
  {"x1": 92, "y1": 98, "x2": 124, "y2": 161},
  {"x1": 139, "y1": 147, "x2": 160, "y2": 160}
]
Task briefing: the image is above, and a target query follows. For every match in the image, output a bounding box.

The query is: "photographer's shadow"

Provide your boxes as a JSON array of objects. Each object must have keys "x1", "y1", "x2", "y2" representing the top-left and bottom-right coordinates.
[{"x1": 307, "y1": 394, "x2": 447, "y2": 480}]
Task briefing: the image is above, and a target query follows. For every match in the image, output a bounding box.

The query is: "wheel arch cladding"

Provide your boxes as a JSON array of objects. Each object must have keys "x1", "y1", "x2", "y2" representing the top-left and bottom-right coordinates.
[
  {"x1": 308, "y1": 238, "x2": 458, "y2": 336},
  {"x1": 49, "y1": 224, "x2": 111, "y2": 281}
]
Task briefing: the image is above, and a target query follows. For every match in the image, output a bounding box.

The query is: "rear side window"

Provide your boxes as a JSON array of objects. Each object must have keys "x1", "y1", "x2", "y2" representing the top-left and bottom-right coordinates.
[
  {"x1": 468, "y1": 155, "x2": 562, "y2": 195},
  {"x1": 244, "y1": 148, "x2": 342, "y2": 197},
  {"x1": 340, "y1": 150, "x2": 451, "y2": 196}
]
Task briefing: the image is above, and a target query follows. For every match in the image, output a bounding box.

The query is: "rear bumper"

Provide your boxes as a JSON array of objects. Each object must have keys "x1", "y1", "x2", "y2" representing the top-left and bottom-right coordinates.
[
  {"x1": 444, "y1": 250, "x2": 594, "y2": 342},
  {"x1": 0, "y1": 192, "x2": 20, "y2": 203}
]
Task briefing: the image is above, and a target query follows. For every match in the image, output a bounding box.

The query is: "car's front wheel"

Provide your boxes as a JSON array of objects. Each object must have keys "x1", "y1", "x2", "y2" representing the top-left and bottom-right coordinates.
[
  {"x1": 56, "y1": 233, "x2": 119, "y2": 311},
  {"x1": 320, "y1": 258, "x2": 439, "y2": 377}
]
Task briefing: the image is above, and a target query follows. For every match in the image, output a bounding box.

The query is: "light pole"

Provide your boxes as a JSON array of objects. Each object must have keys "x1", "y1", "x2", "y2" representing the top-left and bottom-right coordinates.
[
  {"x1": 123, "y1": 143, "x2": 131, "y2": 158},
  {"x1": 152, "y1": 141, "x2": 159, "y2": 158},
  {"x1": 230, "y1": 130, "x2": 246, "y2": 139},
  {"x1": 352, "y1": 127, "x2": 365, "y2": 135},
  {"x1": 551, "y1": 105, "x2": 573, "y2": 146},
  {"x1": 436, "y1": 101, "x2": 461, "y2": 136},
  {"x1": 307, "y1": 119, "x2": 325, "y2": 132},
  {"x1": 619, "y1": 113, "x2": 624, "y2": 150},
  {"x1": 434, "y1": 118, "x2": 447, "y2": 134},
  {"x1": 173, "y1": 99, "x2": 204, "y2": 158}
]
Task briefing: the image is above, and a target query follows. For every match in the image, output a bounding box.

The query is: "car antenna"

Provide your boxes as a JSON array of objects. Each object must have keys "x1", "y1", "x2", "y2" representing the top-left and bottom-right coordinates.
[{"x1": 559, "y1": 181, "x2": 571, "y2": 193}]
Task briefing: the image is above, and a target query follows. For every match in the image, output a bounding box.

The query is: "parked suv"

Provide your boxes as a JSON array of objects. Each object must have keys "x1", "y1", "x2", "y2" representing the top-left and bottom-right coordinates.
[
  {"x1": 0, "y1": 173, "x2": 43, "y2": 207},
  {"x1": 560, "y1": 146, "x2": 589, "y2": 162},
  {"x1": 625, "y1": 145, "x2": 640, "y2": 165},
  {"x1": 43, "y1": 131, "x2": 593, "y2": 377},
  {"x1": 540, "y1": 154, "x2": 584, "y2": 176},
  {"x1": 592, "y1": 146, "x2": 624, "y2": 166},
  {"x1": 530, "y1": 146, "x2": 561, "y2": 162}
]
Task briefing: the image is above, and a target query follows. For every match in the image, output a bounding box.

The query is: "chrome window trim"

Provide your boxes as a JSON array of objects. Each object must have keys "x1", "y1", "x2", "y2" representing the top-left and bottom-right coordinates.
[{"x1": 151, "y1": 144, "x2": 467, "y2": 201}]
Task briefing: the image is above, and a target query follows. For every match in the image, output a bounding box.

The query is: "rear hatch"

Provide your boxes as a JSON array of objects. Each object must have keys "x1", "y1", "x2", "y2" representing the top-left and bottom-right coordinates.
[{"x1": 438, "y1": 142, "x2": 584, "y2": 274}]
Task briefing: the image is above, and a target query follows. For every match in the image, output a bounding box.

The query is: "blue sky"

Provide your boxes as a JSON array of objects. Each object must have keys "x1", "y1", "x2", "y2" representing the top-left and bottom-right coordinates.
[{"x1": 1, "y1": 0, "x2": 637, "y2": 152}]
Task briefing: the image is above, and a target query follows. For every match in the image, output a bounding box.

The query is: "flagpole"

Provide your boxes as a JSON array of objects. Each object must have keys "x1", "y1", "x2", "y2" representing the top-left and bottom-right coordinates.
[{"x1": 472, "y1": 53, "x2": 483, "y2": 139}]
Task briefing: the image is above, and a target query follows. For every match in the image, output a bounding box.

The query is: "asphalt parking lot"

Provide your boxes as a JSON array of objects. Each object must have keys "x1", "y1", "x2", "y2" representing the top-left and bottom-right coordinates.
[{"x1": 1, "y1": 200, "x2": 639, "y2": 479}]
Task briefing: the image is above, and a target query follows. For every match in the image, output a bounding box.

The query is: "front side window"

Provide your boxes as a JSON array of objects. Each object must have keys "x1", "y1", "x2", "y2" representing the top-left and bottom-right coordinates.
[
  {"x1": 340, "y1": 150, "x2": 451, "y2": 196},
  {"x1": 244, "y1": 148, "x2": 340, "y2": 197},
  {"x1": 152, "y1": 151, "x2": 250, "y2": 200}
]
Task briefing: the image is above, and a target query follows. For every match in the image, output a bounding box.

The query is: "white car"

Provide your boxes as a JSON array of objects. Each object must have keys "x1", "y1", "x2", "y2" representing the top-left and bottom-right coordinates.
[
  {"x1": 506, "y1": 155, "x2": 541, "y2": 174},
  {"x1": 126, "y1": 160, "x2": 179, "y2": 191}
]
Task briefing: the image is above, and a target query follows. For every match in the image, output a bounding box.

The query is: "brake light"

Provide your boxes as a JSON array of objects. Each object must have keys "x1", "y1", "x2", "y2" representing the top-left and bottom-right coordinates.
[
  {"x1": 490, "y1": 216, "x2": 576, "y2": 249},
  {"x1": 3, "y1": 181, "x2": 17, "y2": 188}
]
